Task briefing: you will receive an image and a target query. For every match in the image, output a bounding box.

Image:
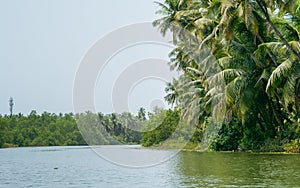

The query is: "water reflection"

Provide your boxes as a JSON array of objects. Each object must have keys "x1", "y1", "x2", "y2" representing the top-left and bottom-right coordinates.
[{"x1": 175, "y1": 151, "x2": 300, "y2": 187}]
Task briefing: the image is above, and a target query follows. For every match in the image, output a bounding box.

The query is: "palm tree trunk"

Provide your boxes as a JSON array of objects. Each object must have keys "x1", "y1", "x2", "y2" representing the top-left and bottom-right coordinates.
[{"x1": 256, "y1": 0, "x2": 300, "y2": 62}]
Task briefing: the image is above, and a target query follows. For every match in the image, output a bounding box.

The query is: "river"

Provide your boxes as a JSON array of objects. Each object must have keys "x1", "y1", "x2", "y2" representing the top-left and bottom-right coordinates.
[{"x1": 1, "y1": 146, "x2": 300, "y2": 187}]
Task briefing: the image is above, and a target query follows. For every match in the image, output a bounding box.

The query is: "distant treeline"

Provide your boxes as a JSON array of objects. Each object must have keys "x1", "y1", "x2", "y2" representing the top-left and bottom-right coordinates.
[
  {"x1": 0, "y1": 109, "x2": 147, "y2": 148},
  {"x1": 0, "y1": 111, "x2": 85, "y2": 147}
]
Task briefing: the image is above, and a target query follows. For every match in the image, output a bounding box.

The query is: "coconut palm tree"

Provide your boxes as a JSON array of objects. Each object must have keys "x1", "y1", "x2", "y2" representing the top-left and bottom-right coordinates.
[
  {"x1": 153, "y1": 0, "x2": 193, "y2": 43},
  {"x1": 154, "y1": 0, "x2": 300, "y2": 150}
]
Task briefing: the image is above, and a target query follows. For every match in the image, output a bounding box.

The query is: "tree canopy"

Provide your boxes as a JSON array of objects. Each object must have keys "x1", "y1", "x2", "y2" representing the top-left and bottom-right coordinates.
[{"x1": 152, "y1": 0, "x2": 300, "y2": 151}]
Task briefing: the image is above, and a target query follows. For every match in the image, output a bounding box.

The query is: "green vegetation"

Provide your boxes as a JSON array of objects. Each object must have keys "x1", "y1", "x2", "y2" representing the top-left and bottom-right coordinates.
[
  {"x1": 141, "y1": 108, "x2": 180, "y2": 147},
  {"x1": 146, "y1": 0, "x2": 300, "y2": 152},
  {"x1": 284, "y1": 138, "x2": 300, "y2": 153},
  {"x1": 0, "y1": 111, "x2": 85, "y2": 147},
  {"x1": 0, "y1": 110, "x2": 144, "y2": 148}
]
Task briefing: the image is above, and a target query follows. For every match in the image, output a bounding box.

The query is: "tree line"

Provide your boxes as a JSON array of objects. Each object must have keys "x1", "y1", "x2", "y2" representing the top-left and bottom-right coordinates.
[{"x1": 0, "y1": 109, "x2": 147, "y2": 148}]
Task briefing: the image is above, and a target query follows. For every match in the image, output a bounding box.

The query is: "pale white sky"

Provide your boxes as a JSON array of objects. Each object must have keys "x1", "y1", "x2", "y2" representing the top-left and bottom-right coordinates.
[{"x1": 0, "y1": 0, "x2": 176, "y2": 115}]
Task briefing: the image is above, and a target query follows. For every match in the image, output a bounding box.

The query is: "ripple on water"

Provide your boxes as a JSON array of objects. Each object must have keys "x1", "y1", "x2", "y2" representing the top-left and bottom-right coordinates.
[{"x1": 1, "y1": 147, "x2": 300, "y2": 187}]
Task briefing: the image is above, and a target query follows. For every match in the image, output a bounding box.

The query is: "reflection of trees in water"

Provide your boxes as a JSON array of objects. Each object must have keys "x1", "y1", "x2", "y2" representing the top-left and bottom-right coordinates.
[{"x1": 177, "y1": 152, "x2": 300, "y2": 187}]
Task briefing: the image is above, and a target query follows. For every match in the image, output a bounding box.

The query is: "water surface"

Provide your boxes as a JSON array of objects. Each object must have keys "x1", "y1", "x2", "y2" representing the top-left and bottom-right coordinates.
[{"x1": 1, "y1": 146, "x2": 299, "y2": 187}]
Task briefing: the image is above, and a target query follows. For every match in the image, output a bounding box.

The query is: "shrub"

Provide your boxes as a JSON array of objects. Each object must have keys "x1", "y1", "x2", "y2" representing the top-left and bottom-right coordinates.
[{"x1": 284, "y1": 139, "x2": 300, "y2": 153}]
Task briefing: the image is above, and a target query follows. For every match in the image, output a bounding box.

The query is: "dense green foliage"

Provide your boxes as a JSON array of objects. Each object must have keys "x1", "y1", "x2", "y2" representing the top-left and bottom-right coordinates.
[
  {"x1": 0, "y1": 110, "x2": 143, "y2": 148},
  {"x1": 0, "y1": 111, "x2": 85, "y2": 147},
  {"x1": 141, "y1": 108, "x2": 180, "y2": 147},
  {"x1": 151, "y1": 0, "x2": 300, "y2": 152},
  {"x1": 210, "y1": 118, "x2": 243, "y2": 151}
]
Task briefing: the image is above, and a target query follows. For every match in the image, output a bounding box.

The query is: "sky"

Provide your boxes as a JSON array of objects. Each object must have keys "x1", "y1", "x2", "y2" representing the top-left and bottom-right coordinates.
[{"x1": 0, "y1": 0, "x2": 177, "y2": 115}]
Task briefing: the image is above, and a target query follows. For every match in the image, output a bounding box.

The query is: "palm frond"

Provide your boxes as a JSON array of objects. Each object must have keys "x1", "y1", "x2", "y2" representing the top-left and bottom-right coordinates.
[{"x1": 266, "y1": 57, "x2": 296, "y2": 93}]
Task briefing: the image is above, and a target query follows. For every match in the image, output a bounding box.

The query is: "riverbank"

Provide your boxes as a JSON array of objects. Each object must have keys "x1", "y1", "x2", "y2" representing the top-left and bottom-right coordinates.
[
  {"x1": 145, "y1": 140, "x2": 300, "y2": 154},
  {"x1": 2, "y1": 143, "x2": 300, "y2": 155},
  {"x1": 2, "y1": 143, "x2": 18, "y2": 148}
]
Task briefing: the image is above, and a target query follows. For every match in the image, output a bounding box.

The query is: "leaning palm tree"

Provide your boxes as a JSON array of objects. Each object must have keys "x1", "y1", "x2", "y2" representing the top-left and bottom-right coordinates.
[
  {"x1": 255, "y1": 0, "x2": 300, "y2": 61},
  {"x1": 155, "y1": 0, "x2": 300, "y2": 150}
]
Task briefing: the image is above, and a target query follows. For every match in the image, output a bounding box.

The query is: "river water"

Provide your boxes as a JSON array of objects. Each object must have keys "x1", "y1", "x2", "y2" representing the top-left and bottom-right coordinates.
[{"x1": 1, "y1": 146, "x2": 300, "y2": 187}]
